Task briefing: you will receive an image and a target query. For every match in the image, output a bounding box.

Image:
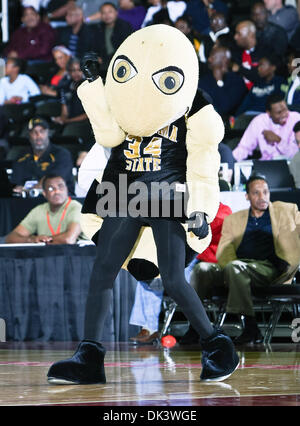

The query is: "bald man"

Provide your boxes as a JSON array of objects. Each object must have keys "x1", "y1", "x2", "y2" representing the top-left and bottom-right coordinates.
[{"x1": 232, "y1": 20, "x2": 270, "y2": 90}]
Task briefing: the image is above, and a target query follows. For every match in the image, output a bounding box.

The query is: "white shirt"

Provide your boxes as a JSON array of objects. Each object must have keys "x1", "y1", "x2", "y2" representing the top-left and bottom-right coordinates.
[
  {"x1": 0, "y1": 74, "x2": 41, "y2": 105},
  {"x1": 78, "y1": 143, "x2": 111, "y2": 192},
  {"x1": 21, "y1": 0, "x2": 50, "y2": 11},
  {"x1": 141, "y1": 1, "x2": 187, "y2": 27}
]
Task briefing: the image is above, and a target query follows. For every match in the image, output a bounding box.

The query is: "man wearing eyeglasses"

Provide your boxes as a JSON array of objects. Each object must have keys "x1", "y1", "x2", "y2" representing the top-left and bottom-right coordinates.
[{"x1": 5, "y1": 174, "x2": 86, "y2": 244}]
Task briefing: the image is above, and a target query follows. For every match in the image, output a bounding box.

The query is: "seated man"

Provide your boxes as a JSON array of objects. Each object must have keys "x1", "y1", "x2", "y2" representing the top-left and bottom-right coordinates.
[
  {"x1": 190, "y1": 174, "x2": 300, "y2": 344},
  {"x1": 234, "y1": 54, "x2": 286, "y2": 116},
  {"x1": 5, "y1": 174, "x2": 86, "y2": 244},
  {"x1": 198, "y1": 46, "x2": 247, "y2": 121},
  {"x1": 4, "y1": 6, "x2": 57, "y2": 62},
  {"x1": 233, "y1": 93, "x2": 300, "y2": 161},
  {"x1": 11, "y1": 117, "x2": 75, "y2": 195}
]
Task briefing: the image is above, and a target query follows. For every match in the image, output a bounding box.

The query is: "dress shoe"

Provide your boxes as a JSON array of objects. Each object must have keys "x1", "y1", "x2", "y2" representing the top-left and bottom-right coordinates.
[
  {"x1": 179, "y1": 325, "x2": 200, "y2": 345},
  {"x1": 234, "y1": 327, "x2": 263, "y2": 345},
  {"x1": 139, "y1": 331, "x2": 160, "y2": 344},
  {"x1": 200, "y1": 328, "x2": 239, "y2": 382},
  {"x1": 47, "y1": 340, "x2": 106, "y2": 385},
  {"x1": 130, "y1": 329, "x2": 150, "y2": 343}
]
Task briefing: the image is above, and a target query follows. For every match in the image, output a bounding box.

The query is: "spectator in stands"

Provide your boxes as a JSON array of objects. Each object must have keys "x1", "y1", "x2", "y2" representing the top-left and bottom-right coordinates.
[
  {"x1": 190, "y1": 174, "x2": 300, "y2": 345},
  {"x1": 281, "y1": 50, "x2": 300, "y2": 109},
  {"x1": 141, "y1": 0, "x2": 186, "y2": 28},
  {"x1": 198, "y1": 46, "x2": 247, "y2": 120},
  {"x1": 11, "y1": 117, "x2": 75, "y2": 195},
  {"x1": 52, "y1": 57, "x2": 92, "y2": 142},
  {"x1": 196, "y1": 12, "x2": 235, "y2": 64},
  {"x1": 235, "y1": 53, "x2": 286, "y2": 116},
  {"x1": 5, "y1": 174, "x2": 85, "y2": 244},
  {"x1": 0, "y1": 57, "x2": 40, "y2": 105},
  {"x1": 129, "y1": 203, "x2": 232, "y2": 345},
  {"x1": 263, "y1": 0, "x2": 299, "y2": 40},
  {"x1": 233, "y1": 93, "x2": 300, "y2": 161},
  {"x1": 44, "y1": 0, "x2": 76, "y2": 26},
  {"x1": 40, "y1": 45, "x2": 72, "y2": 97},
  {"x1": 174, "y1": 15, "x2": 202, "y2": 59},
  {"x1": 185, "y1": 0, "x2": 228, "y2": 35},
  {"x1": 118, "y1": 0, "x2": 147, "y2": 31},
  {"x1": 251, "y1": 2, "x2": 288, "y2": 58},
  {"x1": 232, "y1": 20, "x2": 270, "y2": 91},
  {"x1": 93, "y1": 2, "x2": 134, "y2": 75},
  {"x1": 79, "y1": 0, "x2": 118, "y2": 23},
  {"x1": 288, "y1": 121, "x2": 300, "y2": 188},
  {"x1": 57, "y1": 5, "x2": 98, "y2": 58},
  {"x1": 4, "y1": 6, "x2": 57, "y2": 62}
]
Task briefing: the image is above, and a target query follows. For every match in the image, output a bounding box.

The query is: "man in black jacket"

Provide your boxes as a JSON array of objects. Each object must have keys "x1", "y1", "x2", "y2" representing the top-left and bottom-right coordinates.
[
  {"x1": 57, "y1": 5, "x2": 98, "y2": 59},
  {"x1": 94, "y1": 2, "x2": 134, "y2": 76},
  {"x1": 251, "y1": 2, "x2": 288, "y2": 58},
  {"x1": 11, "y1": 117, "x2": 75, "y2": 195}
]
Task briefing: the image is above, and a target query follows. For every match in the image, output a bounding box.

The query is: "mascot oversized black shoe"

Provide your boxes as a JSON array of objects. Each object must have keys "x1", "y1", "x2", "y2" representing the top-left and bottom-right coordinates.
[
  {"x1": 200, "y1": 329, "x2": 239, "y2": 382},
  {"x1": 47, "y1": 340, "x2": 106, "y2": 385}
]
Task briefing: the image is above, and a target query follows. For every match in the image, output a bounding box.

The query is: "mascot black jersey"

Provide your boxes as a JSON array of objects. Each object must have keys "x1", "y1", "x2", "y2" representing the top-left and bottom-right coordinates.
[{"x1": 82, "y1": 91, "x2": 209, "y2": 220}]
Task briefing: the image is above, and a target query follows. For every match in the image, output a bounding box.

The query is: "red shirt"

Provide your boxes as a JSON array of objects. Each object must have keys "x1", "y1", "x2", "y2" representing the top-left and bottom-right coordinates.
[
  {"x1": 196, "y1": 203, "x2": 232, "y2": 263},
  {"x1": 5, "y1": 22, "x2": 57, "y2": 61}
]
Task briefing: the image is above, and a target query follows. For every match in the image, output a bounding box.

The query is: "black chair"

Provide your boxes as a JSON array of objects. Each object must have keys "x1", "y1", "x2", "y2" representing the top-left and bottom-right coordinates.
[
  {"x1": 61, "y1": 120, "x2": 94, "y2": 145},
  {"x1": 212, "y1": 280, "x2": 300, "y2": 344},
  {"x1": 252, "y1": 159, "x2": 295, "y2": 190},
  {"x1": 25, "y1": 62, "x2": 57, "y2": 85},
  {"x1": 3, "y1": 102, "x2": 36, "y2": 137},
  {"x1": 34, "y1": 100, "x2": 62, "y2": 118}
]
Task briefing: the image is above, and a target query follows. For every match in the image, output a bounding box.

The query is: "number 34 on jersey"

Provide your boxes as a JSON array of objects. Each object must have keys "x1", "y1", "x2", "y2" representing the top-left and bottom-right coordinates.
[{"x1": 123, "y1": 124, "x2": 178, "y2": 172}]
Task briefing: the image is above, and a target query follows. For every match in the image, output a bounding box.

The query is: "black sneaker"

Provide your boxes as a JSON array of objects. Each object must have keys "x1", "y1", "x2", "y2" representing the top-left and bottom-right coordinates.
[
  {"x1": 47, "y1": 340, "x2": 106, "y2": 385},
  {"x1": 200, "y1": 329, "x2": 240, "y2": 382}
]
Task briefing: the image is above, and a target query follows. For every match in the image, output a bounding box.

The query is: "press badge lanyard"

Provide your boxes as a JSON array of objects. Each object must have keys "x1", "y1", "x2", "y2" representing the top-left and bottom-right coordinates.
[{"x1": 46, "y1": 197, "x2": 72, "y2": 236}]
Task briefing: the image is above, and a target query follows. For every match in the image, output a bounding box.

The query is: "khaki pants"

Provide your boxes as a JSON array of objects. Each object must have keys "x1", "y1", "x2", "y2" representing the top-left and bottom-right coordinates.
[{"x1": 190, "y1": 259, "x2": 279, "y2": 316}]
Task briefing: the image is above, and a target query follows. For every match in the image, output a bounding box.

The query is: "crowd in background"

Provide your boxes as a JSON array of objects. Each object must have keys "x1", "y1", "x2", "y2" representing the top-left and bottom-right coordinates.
[{"x1": 0, "y1": 0, "x2": 300, "y2": 197}]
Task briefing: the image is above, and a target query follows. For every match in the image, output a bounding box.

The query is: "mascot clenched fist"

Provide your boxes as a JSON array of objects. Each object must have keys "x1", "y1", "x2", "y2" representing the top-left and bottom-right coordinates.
[{"x1": 47, "y1": 25, "x2": 239, "y2": 385}]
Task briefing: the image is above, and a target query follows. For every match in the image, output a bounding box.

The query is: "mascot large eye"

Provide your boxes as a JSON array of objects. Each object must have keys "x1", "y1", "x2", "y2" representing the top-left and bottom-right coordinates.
[
  {"x1": 112, "y1": 56, "x2": 137, "y2": 83},
  {"x1": 152, "y1": 67, "x2": 184, "y2": 95}
]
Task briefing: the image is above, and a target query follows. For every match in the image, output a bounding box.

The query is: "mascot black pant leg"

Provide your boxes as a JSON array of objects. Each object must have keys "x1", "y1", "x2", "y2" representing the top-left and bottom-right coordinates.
[
  {"x1": 47, "y1": 217, "x2": 143, "y2": 385},
  {"x1": 148, "y1": 218, "x2": 214, "y2": 339},
  {"x1": 48, "y1": 216, "x2": 239, "y2": 384}
]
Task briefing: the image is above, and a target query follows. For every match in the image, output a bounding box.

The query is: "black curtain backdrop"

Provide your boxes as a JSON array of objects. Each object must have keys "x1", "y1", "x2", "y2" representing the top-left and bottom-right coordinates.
[{"x1": 0, "y1": 245, "x2": 139, "y2": 341}]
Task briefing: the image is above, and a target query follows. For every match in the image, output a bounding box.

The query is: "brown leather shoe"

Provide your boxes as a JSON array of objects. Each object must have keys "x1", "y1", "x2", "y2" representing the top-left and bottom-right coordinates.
[
  {"x1": 138, "y1": 331, "x2": 160, "y2": 344},
  {"x1": 130, "y1": 329, "x2": 150, "y2": 342}
]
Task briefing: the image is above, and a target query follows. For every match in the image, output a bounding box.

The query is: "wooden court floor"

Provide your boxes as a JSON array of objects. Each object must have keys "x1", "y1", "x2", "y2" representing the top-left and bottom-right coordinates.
[{"x1": 0, "y1": 341, "x2": 299, "y2": 407}]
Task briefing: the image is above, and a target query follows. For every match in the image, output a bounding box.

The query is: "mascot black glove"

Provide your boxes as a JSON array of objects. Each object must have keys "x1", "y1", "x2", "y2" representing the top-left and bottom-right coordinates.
[
  {"x1": 188, "y1": 212, "x2": 209, "y2": 240},
  {"x1": 81, "y1": 52, "x2": 101, "y2": 82}
]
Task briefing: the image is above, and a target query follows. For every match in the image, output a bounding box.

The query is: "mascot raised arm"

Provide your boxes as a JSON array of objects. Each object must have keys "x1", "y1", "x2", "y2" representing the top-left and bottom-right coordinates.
[{"x1": 47, "y1": 25, "x2": 239, "y2": 385}]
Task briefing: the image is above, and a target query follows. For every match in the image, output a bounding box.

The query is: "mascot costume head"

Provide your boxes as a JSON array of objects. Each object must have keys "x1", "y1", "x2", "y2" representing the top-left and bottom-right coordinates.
[
  {"x1": 105, "y1": 24, "x2": 199, "y2": 137},
  {"x1": 78, "y1": 24, "x2": 224, "y2": 275}
]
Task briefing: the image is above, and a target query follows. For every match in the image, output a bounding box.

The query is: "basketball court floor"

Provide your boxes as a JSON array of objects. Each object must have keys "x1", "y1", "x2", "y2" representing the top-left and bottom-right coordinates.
[{"x1": 0, "y1": 341, "x2": 299, "y2": 407}]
